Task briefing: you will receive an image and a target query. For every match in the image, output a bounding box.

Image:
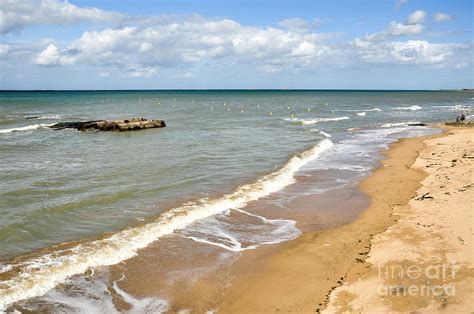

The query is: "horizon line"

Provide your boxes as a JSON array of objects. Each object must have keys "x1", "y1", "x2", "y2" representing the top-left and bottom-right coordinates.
[{"x1": 1, "y1": 88, "x2": 472, "y2": 92}]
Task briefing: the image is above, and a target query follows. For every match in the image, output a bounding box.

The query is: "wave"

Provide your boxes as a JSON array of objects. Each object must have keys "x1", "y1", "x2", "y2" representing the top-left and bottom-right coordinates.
[
  {"x1": 0, "y1": 124, "x2": 52, "y2": 134},
  {"x1": 286, "y1": 116, "x2": 349, "y2": 125},
  {"x1": 381, "y1": 121, "x2": 421, "y2": 128},
  {"x1": 26, "y1": 114, "x2": 64, "y2": 120},
  {"x1": 309, "y1": 128, "x2": 332, "y2": 138},
  {"x1": 431, "y1": 105, "x2": 472, "y2": 112},
  {"x1": 337, "y1": 107, "x2": 381, "y2": 113},
  {"x1": 395, "y1": 105, "x2": 422, "y2": 111},
  {"x1": 0, "y1": 139, "x2": 334, "y2": 310},
  {"x1": 357, "y1": 112, "x2": 366, "y2": 116}
]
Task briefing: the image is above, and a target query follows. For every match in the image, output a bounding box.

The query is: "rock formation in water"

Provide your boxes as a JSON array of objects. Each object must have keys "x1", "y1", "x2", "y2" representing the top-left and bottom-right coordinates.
[{"x1": 50, "y1": 118, "x2": 166, "y2": 131}]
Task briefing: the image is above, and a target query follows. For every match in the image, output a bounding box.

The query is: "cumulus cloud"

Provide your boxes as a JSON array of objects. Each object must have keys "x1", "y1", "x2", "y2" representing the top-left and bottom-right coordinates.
[
  {"x1": 350, "y1": 11, "x2": 470, "y2": 67},
  {"x1": 34, "y1": 43, "x2": 77, "y2": 65},
  {"x1": 33, "y1": 17, "x2": 336, "y2": 75},
  {"x1": 407, "y1": 10, "x2": 426, "y2": 25},
  {"x1": 388, "y1": 22, "x2": 423, "y2": 36},
  {"x1": 0, "y1": 0, "x2": 124, "y2": 34},
  {"x1": 352, "y1": 38, "x2": 465, "y2": 66},
  {"x1": 433, "y1": 13, "x2": 454, "y2": 22}
]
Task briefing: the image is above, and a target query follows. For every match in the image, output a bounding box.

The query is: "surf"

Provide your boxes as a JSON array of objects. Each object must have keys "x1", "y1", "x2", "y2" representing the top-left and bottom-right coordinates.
[{"x1": 0, "y1": 138, "x2": 334, "y2": 310}]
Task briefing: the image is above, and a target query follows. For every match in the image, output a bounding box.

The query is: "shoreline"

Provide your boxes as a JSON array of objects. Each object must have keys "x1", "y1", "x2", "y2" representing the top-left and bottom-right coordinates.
[
  {"x1": 216, "y1": 130, "x2": 445, "y2": 312},
  {"x1": 324, "y1": 126, "x2": 473, "y2": 312}
]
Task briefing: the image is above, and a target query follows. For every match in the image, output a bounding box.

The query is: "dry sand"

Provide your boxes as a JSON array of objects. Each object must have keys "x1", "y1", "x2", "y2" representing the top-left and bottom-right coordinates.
[
  {"x1": 324, "y1": 126, "x2": 473, "y2": 313},
  {"x1": 217, "y1": 126, "x2": 473, "y2": 313}
]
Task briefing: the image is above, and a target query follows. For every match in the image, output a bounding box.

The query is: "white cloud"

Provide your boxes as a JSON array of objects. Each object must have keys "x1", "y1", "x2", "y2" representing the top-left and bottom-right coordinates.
[
  {"x1": 0, "y1": 44, "x2": 10, "y2": 54},
  {"x1": 126, "y1": 66, "x2": 157, "y2": 78},
  {"x1": 279, "y1": 18, "x2": 310, "y2": 31},
  {"x1": 433, "y1": 13, "x2": 454, "y2": 22},
  {"x1": 22, "y1": 13, "x2": 469, "y2": 77},
  {"x1": 395, "y1": 0, "x2": 408, "y2": 10},
  {"x1": 0, "y1": 0, "x2": 123, "y2": 34},
  {"x1": 98, "y1": 71, "x2": 109, "y2": 78},
  {"x1": 352, "y1": 39, "x2": 463, "y2": 66},
  {"x1": 388, "y1": 22, "x2": 423, "y2": 36},
  {"x1": 34, "y1": 43, "x2": 76, "y2": 65},
  {"x1": 351, "y1": 14, "x2": 468, "y2": 67},
  {"x1": 407, "y1": 10, "x2": 426, "y2": 25},
  {"x1": 33, "y1": 17, "x2": 336, "y2": 74}
]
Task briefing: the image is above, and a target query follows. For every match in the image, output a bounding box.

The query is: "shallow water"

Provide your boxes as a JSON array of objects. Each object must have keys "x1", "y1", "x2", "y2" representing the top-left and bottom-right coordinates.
[{"x1": 0, "y1": 90, "x2": 472, "y2": 311}]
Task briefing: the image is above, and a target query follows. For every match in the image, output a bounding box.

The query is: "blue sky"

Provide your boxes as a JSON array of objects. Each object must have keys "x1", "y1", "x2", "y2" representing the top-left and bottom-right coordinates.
[{"x1": 1, "y1": 0, "x2": 472, "y2": 89}]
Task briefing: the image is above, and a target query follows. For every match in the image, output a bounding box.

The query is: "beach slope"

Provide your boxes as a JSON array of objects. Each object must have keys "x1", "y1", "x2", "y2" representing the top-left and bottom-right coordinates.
[{"x1": 325, "y1": 127, "x2": 473, "y2": 313}]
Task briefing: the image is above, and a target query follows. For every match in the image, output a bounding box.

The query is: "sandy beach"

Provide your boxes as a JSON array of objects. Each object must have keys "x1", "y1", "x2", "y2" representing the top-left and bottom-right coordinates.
[
  {"x1": 217, "y1": 125, "x2": 473, "y2": 313},
  {"x1": 324, "y1": 125, "x2": 474, "y2": 313}
]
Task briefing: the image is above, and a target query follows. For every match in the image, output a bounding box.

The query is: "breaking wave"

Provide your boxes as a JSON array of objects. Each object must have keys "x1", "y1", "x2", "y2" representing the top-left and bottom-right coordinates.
[
  {"x1": 0, "y1": 124, "x2": 52, "y2": 134},
  {"x1": 395, "y1": 105, "x2": 422, "y2": 111},
  {"x1": 286, "y1": 116, "x2": 349, "y2": 125}
]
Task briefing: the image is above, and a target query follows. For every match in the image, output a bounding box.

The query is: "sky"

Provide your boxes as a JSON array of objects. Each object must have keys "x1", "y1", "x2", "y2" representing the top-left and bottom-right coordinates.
[{"x1": 0, "y1": 0, "x2": 472, "y2": 90}]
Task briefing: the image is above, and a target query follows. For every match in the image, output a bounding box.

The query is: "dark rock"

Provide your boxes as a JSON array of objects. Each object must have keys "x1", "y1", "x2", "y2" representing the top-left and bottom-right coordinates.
[
  {"x1": 407, "y1": 123, "x2": 427, "y2": 126},
  {"x1": 49, "y1": 118, "x2": 166, "y2": 132}
]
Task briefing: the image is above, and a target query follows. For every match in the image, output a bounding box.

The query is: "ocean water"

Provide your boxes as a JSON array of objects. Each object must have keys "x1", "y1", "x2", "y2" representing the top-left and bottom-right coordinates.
[{"x1": 0, "y1": 90, "x2": 472, "y2": 311}]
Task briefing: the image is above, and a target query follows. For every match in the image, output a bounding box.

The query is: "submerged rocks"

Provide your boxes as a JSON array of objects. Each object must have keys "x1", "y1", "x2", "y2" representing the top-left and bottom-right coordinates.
[{"x1": 50, "y1": 118, "x2": 166, "y2": 132}]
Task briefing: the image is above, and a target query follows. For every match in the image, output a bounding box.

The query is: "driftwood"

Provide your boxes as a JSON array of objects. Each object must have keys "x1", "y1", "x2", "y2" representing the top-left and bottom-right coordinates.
[{"x1": 50, "y1": 118, "x2": 166, "y2": 132}]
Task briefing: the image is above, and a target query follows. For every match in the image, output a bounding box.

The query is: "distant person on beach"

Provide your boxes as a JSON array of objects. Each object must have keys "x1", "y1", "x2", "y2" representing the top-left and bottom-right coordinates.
[
  {"x1": 456, "y1": 116, "x2": 460, "y2": 122},
  {"x1": 460, "y1": 114, "x2": 465, "y2": 122}
]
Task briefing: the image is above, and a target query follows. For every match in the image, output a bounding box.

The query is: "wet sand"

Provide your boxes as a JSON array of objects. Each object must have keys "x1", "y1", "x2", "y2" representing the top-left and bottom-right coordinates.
[
  {"x1": 109, "y1": 130, "x2": 455, "y2": 313},
  {"x1": 217, "y1": 133, "x2": 437, "y2": 312}
]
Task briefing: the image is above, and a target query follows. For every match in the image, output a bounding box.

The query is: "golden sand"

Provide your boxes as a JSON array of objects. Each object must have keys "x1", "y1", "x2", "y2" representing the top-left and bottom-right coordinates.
[{"x1": 215, "y1": 127, "x2": 473, "y2": 313}]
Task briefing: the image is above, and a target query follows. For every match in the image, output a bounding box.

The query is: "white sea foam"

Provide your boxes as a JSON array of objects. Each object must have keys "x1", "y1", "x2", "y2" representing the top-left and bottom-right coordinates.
[
  {"x1": 182, "y1": 208, "x2": 300, "y2": 252},
  {"x1": 308, "y1": 128, "x2": 332, "y2": 138},
  {"x1": 357, "y1": 112, "x2": 366, "y2": 116},
  {"x1": 395, "y1": 105, "x2": 422, "y2": 111},
  {"x1": 17, "y1": 273, "x2": 168, "y2": 313},
  {"x1": 35, "y1": 114, "x2": 63, "y2": 120},
  {"x1": 381, "y1": 121, "x2": 421, "y2": 128},
  {"x1": 319, "y1": 130, "x2": 332, "y2": 138},
  {"x1": 431, "y1": 104, "x2": 472, "y2": 112},
  {"x1": 367, "y1": 107, "x2": 382, "y2": 112},
  {"x1": 0, "y1": 124, "x2": 52, "y2": 134},
  {"x1": 0, "y1": 138, "x2": 334, "y2": 310},
  {"x1": 286, "y1": 116, "x2": 349, "y2": 125},
  {"x1": 0, "y1": 264, "x2": 13, "y2": 274}
]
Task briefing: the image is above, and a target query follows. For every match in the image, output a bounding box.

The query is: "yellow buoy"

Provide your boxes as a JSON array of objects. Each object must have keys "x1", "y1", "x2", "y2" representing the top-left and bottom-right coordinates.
[
  {"x1": 210, "y1": 106, "x2": 214, "y2": 110},
  {"x1": 287, "y1": 106, "x2": 290, "y2": 110},
  {"x1": 307, "y1": 108, "x2": 311, "y2": 112},
  {"x1": 227, "y1": 108, "x2": 230, "y2": 111},
  {"x1": 269, "y1": 112, "x2": 273, "y2": 115},
  {"x1": 241, "y1": 109, "x2": 244, "y2": 113}
]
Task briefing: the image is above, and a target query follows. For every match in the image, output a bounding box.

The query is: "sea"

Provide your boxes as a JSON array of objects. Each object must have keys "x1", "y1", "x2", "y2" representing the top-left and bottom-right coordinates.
[{"x1": 0, "y1": 90, "x2": 472, "y2": 312}]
